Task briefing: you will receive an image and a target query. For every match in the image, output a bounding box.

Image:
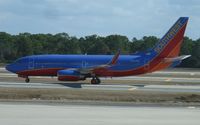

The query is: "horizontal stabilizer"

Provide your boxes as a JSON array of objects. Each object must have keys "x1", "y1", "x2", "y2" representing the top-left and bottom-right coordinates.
[{"x1": 164, "y1": 55, "x2": 191, "y2": 63}]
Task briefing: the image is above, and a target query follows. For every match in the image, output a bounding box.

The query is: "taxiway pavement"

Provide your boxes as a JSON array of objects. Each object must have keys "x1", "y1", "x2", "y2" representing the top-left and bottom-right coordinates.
[
  {"x1": 0, "y1": 102, "x2": 199, "y2": 125},
  {"x1": 0, "y1": 82, "x2": 200, "y2": 93}
]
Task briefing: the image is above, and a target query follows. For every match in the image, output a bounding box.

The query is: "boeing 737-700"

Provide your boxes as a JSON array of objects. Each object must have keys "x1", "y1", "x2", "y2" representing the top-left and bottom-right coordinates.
[{"x1": 6, "y1": 17, "x2": 190, "y2": 84}]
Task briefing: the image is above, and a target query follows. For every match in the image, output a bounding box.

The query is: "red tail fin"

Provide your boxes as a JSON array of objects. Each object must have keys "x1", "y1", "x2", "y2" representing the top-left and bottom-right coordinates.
[
  {"x1": 153, "y1": 17, "x2": 189, "y2": 58},
  {"x1": 149, "y1": 17, "x2": 189, "y2": 72}
]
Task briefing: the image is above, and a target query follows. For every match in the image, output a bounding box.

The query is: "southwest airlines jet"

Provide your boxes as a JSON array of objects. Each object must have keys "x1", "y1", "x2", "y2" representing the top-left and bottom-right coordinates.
[{"x1": 6, "y1": 17, "x2": 190, "y2": 84}]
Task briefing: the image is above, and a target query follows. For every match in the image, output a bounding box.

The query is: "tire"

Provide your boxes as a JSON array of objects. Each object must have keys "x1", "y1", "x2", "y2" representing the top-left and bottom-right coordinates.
[
  {"x1": 91, "y1": 78, "x2": 96, "y2": 84},
  {"x1": 96, "y1": 77, "x2": 101, "y2": 84},
  {"x1": 25, "y1": 78, "x2": 30, "y2": 83},
  {"x1": 91, "y1": 77, "x2": 101, "y2": 84}
]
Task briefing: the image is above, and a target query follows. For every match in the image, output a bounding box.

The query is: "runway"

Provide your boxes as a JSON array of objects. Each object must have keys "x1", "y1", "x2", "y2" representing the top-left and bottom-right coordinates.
[
  {"x1": 0, "y1": 82, "x2": 200, "y2": 93},
  {"x1": 0, "y1": 74, "x2": 200, "y2": 83},
  {"x1": 0, "y1": 102, "x2": 199, "y2": 125},
  {"x1": 1, "y1": 68, "x2": 200, "y2": 104}
]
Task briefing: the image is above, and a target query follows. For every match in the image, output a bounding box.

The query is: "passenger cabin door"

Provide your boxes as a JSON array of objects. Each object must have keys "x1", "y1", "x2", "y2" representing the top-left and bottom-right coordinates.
[
  {"x1": 82, "y1": 61, "x2": 88, "y2": 68},
  {"x1": 29, "y1": 57, "x2": 34, "y2": 69}
]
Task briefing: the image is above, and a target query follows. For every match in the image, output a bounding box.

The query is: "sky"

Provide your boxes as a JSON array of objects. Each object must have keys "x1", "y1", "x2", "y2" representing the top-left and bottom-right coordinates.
[{"x1": 0, "y1": 0, "x2": 200, "y2": 40}]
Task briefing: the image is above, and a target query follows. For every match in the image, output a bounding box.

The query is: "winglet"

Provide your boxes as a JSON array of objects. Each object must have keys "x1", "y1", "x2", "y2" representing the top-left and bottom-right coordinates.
[{"x1": 108, "y1": 49, "x2": 121, "y2": 65}]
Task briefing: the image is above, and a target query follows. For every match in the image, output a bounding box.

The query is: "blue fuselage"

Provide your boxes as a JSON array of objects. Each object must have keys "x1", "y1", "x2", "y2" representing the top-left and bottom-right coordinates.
[
  {"x1": 6, "y1": 54, "x2": 148, "y2": 76},
  {"x1": 5, "y1": 45, "x2": 183, "y2": 79}
]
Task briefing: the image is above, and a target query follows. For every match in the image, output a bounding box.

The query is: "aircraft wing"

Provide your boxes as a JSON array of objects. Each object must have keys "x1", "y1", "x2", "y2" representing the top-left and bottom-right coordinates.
[{"x1": 78, "y1": 50, "x2": 121, "y2": 74}]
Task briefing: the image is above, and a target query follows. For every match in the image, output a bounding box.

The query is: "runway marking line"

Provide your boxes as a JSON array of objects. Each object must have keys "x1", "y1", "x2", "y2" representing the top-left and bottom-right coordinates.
[
  {"x1": 165, "y1": 78, "x2": 172, "y2": 82},
  {"x1": 128, "y1": 87, "x2": 137, "y2": 91},
  {"x1": 190, "y1": 73, "x2": 195, "y2": 76}
]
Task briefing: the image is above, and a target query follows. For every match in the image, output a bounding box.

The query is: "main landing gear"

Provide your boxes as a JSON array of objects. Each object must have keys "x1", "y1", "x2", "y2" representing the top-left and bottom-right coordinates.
[
  {"x1": 91, "y1": 77, "x2": 101, "y2": 84},
  {"x1": 25, "y1": 77, "x2": 30, "y2": 83}
]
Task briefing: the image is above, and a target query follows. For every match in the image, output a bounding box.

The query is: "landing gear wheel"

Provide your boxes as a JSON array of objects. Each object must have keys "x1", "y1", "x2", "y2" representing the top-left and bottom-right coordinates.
[
  {"x1": 25, "y1": 78, "x2": 30, "y2": 83},
  {"x1": 91, "y1": 78, "x2": 97, "y2": 84},
  {"x1": 96, "y1": 77, "x2": 101, "y2": 84},
  {"x1": 91, "y1": 77, "x2": 101, "y2": 84}
]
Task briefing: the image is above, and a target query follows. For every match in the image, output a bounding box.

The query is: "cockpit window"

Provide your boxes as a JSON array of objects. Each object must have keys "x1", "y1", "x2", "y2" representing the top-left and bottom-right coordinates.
[
  {"x1": 15, "y1": 57, "x2": 29, "y2": 64},
  {"x1": 15, "y1": 59, "x2": 22, "y2": 63}
]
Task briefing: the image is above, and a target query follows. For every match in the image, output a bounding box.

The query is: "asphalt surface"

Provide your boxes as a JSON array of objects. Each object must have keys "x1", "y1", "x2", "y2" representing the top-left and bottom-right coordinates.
[
  {"x1": 0, "y1": 102, "x2": 199, "y2": 125},
  {"x1": 0, "y1": 82, "x2": 200, "y2": 93},
  {"x1": 1, "y1": 74, "x2": 200, "y2": 83},
  {"x1": 0, "y1": 68, "x2": 200, "y2": 125}
]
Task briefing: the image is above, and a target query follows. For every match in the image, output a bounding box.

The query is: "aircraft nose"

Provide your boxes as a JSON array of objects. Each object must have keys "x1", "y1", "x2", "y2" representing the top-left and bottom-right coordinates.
[
  {"x1": 5, "y1": 64, "x2": 15, "y2": 73},
  {"x1": 5, "y1": 64, "x2": 11, "y2": 72}
]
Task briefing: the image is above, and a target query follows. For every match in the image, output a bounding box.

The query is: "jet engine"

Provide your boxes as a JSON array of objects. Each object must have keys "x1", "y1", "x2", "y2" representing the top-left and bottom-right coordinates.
[{"x1": 57, "y1": 70, "x2": 85, "y2": 81}]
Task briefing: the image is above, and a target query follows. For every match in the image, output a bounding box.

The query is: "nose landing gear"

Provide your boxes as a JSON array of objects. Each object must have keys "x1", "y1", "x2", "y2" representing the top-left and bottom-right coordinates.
[{"x1": 18, "y1": 75, "x2": 30, "y2": 83}]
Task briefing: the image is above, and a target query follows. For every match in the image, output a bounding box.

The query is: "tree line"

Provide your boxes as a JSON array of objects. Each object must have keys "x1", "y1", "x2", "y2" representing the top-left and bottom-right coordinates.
[{"x1": 0, "y1": 32, "x2": 199, "y2": 68}]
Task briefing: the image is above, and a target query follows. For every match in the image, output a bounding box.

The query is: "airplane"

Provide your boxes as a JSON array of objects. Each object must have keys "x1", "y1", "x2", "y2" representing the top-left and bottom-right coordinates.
[{"x1": 6, "y1": 17, "x2": 190, "y2": 84}]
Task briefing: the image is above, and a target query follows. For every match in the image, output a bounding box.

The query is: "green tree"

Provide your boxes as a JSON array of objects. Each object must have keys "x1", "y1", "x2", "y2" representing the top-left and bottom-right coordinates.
[
  {"x1": 0, "y1": 32, "x2": 16, "y2": 62},
  {"x1": 180, "y1": 37, "x2": 193, "y2": 55},
  {"x1": 105, "y1": 35, "x2": 130, "y2": 54},
  {"x1": 130, "y1": 36, "x2": 158, "y2": 53},
  {"x1": 79, "y1": 35, "x2": 110, "y2": 54},
  {"x1": 15, "y1": 33, "x2": 33, "y2": 57}
]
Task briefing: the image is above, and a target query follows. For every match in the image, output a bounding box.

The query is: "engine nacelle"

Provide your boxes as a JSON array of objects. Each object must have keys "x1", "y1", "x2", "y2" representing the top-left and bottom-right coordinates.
[{"x1": 57, "y1": 70, "x2": 84, "y2": 81}]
